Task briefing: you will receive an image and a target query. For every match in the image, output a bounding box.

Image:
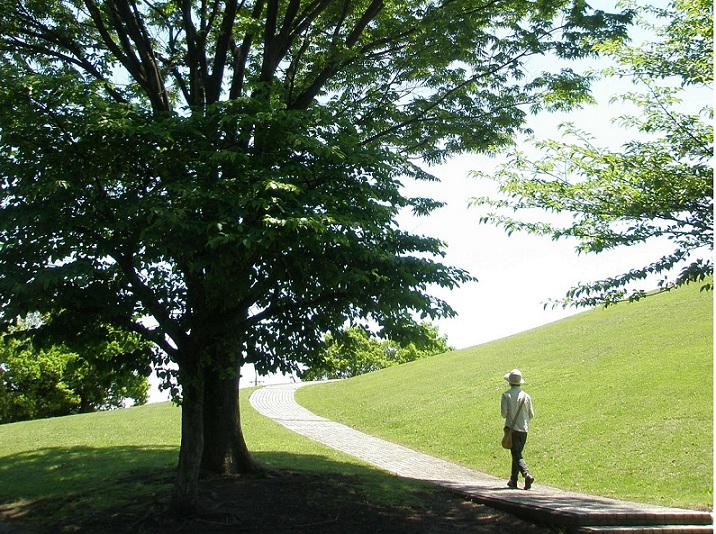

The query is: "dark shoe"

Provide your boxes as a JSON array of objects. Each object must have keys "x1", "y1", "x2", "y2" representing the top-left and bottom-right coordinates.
[
  {"x1": 507, "y1": 479, "x2": 517, "y2": 489},
  {"x1": 524, "y1": 474, "x2": 534, "y2": 490}
]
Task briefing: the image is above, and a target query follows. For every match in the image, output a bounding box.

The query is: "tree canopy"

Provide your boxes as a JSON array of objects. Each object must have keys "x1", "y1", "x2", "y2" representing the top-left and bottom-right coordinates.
[
  {"x1": 471, "y1": 0, "x2": 713, "y2": 307},
  {"x1": 0, "y1": 0, "x2": 633, "y2": 513}
]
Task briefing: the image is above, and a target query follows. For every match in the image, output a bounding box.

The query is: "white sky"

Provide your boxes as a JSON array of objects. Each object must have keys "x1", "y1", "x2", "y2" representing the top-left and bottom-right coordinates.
[
  {"x1": 399, "y1": 102, "x2": 709, "y2": 350},
  {"x1": 398, "y1": 152, "x2": 673, "y2": 350}
]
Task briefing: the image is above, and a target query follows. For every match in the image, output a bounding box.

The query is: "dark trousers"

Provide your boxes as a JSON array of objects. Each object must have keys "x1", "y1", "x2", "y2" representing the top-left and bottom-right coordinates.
[{"x1": 510, "y1": 430, "x2": 530, "y2": 481}]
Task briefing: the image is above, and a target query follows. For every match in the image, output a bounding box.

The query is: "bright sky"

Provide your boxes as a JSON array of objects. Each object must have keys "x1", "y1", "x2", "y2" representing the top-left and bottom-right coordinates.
[
  {"x1": 398, "y1": 152, "x2": 671, "y2": 350},
  {"x1": 400, "y1": 100, "x2": 709, "y2": 350}
]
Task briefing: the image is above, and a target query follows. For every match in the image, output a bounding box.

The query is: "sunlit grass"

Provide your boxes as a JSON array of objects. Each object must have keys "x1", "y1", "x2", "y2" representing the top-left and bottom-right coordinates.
[
  {"x1": 0, "y1": 402, "x2": 180, "y2": 502},
  {"x1": 0, "y1": 388, "x2": 438, "y2": 530},
  {"x1": 297, "y1": 283, "x2": 713, "y2": 510},
  {"x1": 1, "y1": 281, "x2": 711, "y2": 531}
]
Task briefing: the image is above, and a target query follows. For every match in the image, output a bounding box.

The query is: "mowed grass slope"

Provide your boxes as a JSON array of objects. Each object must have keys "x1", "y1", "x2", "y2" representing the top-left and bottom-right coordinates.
[
  {"x1": 297, "y1": 283, "x2": 713, "y2": 510},
  {"x1": 0, "y1": 401, "x2": 180, "y2": 502}
]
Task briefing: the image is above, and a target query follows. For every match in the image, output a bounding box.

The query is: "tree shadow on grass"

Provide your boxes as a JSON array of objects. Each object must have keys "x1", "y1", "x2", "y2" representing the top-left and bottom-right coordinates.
[
  {"x1": 0, "y1": 448, "x2": 553, "y2": 533},
  {"x1": 0, "y1": 445, "x2": 177, "y2": 533},
  {"x1": 0, "y1": 445, "x2": 178, "y2": 504}
]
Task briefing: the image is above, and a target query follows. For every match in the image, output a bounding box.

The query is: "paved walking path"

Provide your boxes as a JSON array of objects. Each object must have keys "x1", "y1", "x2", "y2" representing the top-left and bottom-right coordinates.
[{"x1": 250, "y1": 382, "x2": 713, "y2": 533}]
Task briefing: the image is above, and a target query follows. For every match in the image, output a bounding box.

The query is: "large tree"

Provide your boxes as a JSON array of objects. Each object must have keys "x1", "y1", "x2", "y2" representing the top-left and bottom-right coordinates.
[
  {"x1": 0, "y1": 0, "x2": 632, "y2": 513},
  {"x1": 471, "y1": 0, "x2": 713, "y2": 307}
]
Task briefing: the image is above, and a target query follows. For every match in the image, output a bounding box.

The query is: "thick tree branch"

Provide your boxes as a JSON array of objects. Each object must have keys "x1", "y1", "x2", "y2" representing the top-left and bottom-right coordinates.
[
  {"x1": 124, "y1": 318, "x2": 178, "y2": 359},
  {"x1": 85, "y1": 0, "x2": 169, "y2": 110},
  {"x1": 83, "y1": 0, "x2": 136, "y2": 71},
  {"x1": 258, "y1": 0, "x2": 283, "y2": 84},
  {"x1": 229, "y1": 0, "x2": 265, "y2": 99},
  {"x1": 179, "y1": 0, "x2": 206, "y2": 107},
  {"x1": 124, "y1": 0, "x2": 170, "y2": 109},
  {"x1": 207, "y1": 0, "x2": 241, "y2": 103},
  {"x1": 114, "y1": 252, "x2": 190, "y2": 355}
]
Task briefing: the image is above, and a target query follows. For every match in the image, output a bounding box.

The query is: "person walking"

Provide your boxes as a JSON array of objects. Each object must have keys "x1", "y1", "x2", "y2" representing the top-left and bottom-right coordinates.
[{"x1": 501, "y1": 368, "x2": 535, "y2": 490}]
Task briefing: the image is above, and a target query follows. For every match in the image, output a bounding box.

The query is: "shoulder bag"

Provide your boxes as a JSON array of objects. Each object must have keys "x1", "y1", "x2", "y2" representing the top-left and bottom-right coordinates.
[{"x1": 501, "y1": 395, "x2": 526, "y2": 449}]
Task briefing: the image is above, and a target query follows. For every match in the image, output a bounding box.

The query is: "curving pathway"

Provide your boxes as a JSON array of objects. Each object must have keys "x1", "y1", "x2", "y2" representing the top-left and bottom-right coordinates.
[{"x1": 250, "y1": 382, "x2": 713, "y2": 533}]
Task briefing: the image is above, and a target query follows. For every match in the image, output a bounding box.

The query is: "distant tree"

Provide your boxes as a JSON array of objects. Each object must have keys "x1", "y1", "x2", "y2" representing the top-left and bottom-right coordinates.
[
  {"x1": 28, "y1": 312, "x2": 155, "y2": 410},
  {"x1": 0, "y1": 341, "x2": 79, "y2": 423},
  {"x1": 300, "y1": 322, "x2": 451, "y2": 380},
  {"x1": 471, "y1": 0, "x2": 713, "y2": 307},
  {"x1": 0, "y1": 0, "x2": 633, "y2": 512},
  {"x1": 0, "y1": 316, "x2": 151, "y2": 423}
]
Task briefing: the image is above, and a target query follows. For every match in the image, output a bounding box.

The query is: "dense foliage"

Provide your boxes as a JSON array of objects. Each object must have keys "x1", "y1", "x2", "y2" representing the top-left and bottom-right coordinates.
[
  {"x1": 0, "y1": 317, "x2": 151, "y2": 423},
  {"x1": 471, "y1": 0, "x2": 713, "y2": 307}
]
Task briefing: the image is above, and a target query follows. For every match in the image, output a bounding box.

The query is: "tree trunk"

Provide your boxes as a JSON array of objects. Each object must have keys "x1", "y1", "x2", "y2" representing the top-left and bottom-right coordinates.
[
  {"x1": 168, "y1": 366, "x2": 205, "y2": 517},
  {"x1": 201, "y1": 359, "x2": 263, "y2": 474},
  {"x1": 79, "y1": 394, "x2": 94, "y2": 413}
]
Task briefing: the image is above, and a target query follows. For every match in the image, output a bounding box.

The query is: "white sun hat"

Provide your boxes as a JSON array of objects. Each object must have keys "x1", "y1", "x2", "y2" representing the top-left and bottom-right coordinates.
[{"x1": 504, "y1": 369, "x2": 526, "y2": 385}]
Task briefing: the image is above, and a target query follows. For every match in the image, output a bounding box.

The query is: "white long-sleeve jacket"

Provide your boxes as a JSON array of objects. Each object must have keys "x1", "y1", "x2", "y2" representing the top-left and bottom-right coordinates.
[{"x1": 501, "y1": 386, "x2": 534, "y2": 433}]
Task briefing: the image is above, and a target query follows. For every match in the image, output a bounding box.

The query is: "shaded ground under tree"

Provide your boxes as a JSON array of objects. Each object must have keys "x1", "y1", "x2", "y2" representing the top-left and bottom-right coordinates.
[{"x1": 0, "y1": 470, "x2": 554, "y2": 533}]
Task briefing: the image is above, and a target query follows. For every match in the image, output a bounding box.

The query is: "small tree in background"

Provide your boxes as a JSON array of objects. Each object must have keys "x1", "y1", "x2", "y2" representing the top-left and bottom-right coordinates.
[
  {"x1": 301, "y1": 322, "x2": 451, "y2": 380},
  {"x1": 0, "y1": 341, "x2": 80, "y2": 423},
  {"x1": 471, "y1": 0, "x2": 713, "y2": 307},
  {"x1": 0, "y1": 315, "x2": 151, "y2": 423}
]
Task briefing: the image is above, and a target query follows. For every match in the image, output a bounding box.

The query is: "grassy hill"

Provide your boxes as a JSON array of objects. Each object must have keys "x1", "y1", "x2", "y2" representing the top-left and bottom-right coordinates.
[
  {"x1": 297, "y1": 282, "x2": 713, "y2": 510},
  {"x1": 2, "y1": 387, "x2": 471, "y2": 531},
  {"x1": 0, "y1": 282, "x2": 710, "y2": 531}
]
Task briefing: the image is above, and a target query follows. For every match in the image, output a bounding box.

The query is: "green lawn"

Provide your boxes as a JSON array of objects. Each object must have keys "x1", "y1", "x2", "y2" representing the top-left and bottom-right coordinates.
[
  {"x1": 0, "y1": 388, "x2": 435, "y2": 528},
  {"x1": 0, "y1": 281, "x2": 711, "y2": 528},
  {"x1": 297, "y1": 283, "x2": 713, "y2": 510},
  {"x1": 0, "y1": 401, "x2": 180, "y2": 502}
]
